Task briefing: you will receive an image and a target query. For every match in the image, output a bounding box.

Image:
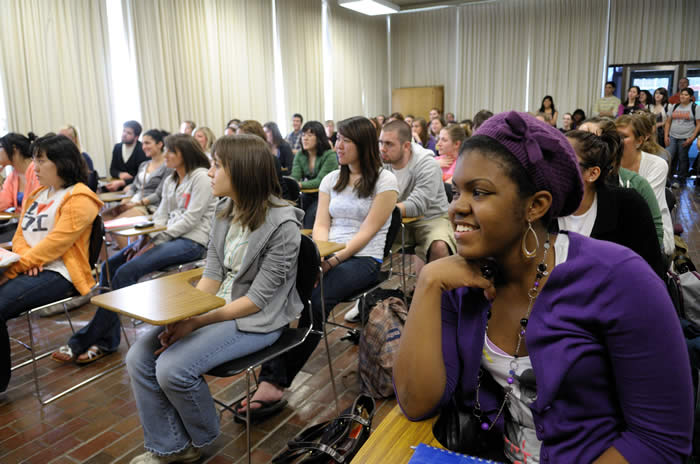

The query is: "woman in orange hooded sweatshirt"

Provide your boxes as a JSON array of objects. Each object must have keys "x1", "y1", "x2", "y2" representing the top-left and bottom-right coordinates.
[{"x1": 0, "y1": 134, "x2": 102, "y2": 392}]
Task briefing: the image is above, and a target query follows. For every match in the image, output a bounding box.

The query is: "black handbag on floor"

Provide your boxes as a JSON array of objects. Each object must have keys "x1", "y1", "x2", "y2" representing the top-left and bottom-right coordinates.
[{"x1": 272, "y1": 394, "x2": 376, "y2": 463}]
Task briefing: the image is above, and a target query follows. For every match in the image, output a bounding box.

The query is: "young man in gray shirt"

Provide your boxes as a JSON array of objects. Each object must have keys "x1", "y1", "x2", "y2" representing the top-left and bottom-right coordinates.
[{"x1": 379, "y1": 120, "x2": 456, "y2": 266}]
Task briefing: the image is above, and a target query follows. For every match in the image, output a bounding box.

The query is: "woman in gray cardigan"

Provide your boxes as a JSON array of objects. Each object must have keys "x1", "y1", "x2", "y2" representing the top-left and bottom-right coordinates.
[
  {"x1": 125, "y1": 134, "x2": 303, "y2": 464},
  {"x1": 104, "y1": 129, "x2": 172, "y2": 248}
]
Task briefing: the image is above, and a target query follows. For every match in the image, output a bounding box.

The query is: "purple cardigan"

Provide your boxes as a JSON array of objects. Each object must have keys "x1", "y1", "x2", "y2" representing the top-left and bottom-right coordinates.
[{"x1": 407, "y1": 232, "x2": 693, "y2": 462}]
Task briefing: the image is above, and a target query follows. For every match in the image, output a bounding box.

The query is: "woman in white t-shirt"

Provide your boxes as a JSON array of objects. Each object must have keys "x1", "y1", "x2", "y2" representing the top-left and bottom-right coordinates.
[
  {"x1": 236, "y1": 116, "x2": 399, "y2": 422},
  {"x1": 0, "y1": 134, "x2": 101, "y2": 392}
]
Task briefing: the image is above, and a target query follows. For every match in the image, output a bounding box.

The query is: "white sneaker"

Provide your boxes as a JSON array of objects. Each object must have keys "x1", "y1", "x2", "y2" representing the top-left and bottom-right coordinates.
[
  {"x1": 130, "y1": 446, "x2": 201, "y2": 464},
  {"x1": 344, "y1": 300, "x2": 361, "y2": 322}
]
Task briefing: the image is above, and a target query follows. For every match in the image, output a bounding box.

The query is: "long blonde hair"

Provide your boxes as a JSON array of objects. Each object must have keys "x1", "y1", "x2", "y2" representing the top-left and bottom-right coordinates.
[{"x1": 59, "y1": 124, "x2": 82, "y2": 152}]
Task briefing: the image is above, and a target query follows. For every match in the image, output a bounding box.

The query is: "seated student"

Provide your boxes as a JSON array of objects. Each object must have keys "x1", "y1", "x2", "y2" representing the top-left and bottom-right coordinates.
[
  {"x1": 192, "y1": 126, "x2": 216, "y2": 160},
  {"x1": 430, "y1": 117, "x2": 447, "y2": 154},
  {"x1": 58, "y1": 125, "x2": 98, "y2": 192},
  {"x1": 179, "y1": 120, "x2": 196, "y2": 136},
  {"x1": 412, "y1": 118, "x2": 437, "y2": 153},
  {"x1": 105, "y1": 120, "x2": 148, "y2": 192},
  {"x1": 615, "y1": 114, "x2": 674, "y2": 257},
  {"x1": 52, "y1": 134, "x2": 215, "y2": 364},
  {"x1": 0, "y1": 133, "x2": 40, "y2": 242},
  {"x1": 237, "y1": 116, "x2": 398, "y2": 420},
  {"x1": 0, "y1": 134, "x2": 101, "y2": 391},
  {"x1": 558, "y1": 130, "x2": 664, "y2": 278},
  {"x1": 236, "y1": 120, "x2": 287, "y2": 199},
  {"x1": 104, "y1": 129, "x2": 172, "y2": 249},
  {"x1": 579, "y1": 117, "x2": 665, "y2": 253},
  {"x1": 380, "y1": 120, "x2": 456, "y2": 263},
  {"x1": 263, "y1": 121, "x2": 294, "y2": 173},
  {"x1": 394, "y1": 112, "x2": 693, "y2": 463},
  {"x1": 125, "y1": 134, "x2": 303, "y2": 464},
  {"x1": 435, "y1": 125, "x2": 467, "y2": 183},
  {"x1": 290, "y1": 121, "x2": 338, "y2": 229}
]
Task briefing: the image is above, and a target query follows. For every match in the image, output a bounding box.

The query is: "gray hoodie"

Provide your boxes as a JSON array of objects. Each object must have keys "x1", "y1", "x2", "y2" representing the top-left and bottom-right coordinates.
[
  {"x1": 151, "y1": 167, "x2": 216, "y2": 246},
  {"x1": 203, "y1": 197, "x2": 304, "y2": 333},
  {"x1": 383, "y1": 142, "x2": 449, "y2": 219}
]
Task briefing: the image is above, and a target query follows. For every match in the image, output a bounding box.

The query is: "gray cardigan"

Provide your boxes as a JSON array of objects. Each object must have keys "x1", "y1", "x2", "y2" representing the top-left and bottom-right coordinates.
[
  {"x1": 151, "y1": 167, "x2": 215, "y2": 246},
  {"x1": 203, "y1": 197, "x2": 304, "y2": 333},
  {"x1": 383, "y1": 143, "x2": 449, "y2": 219},
  {"x1": 129, "y1": 160, "x2": 172, "y2": 212}
]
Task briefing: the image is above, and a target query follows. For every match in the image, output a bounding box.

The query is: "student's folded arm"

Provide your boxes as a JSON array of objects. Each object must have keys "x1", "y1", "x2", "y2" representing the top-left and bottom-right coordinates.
[
  {"x1": 155, "y1": 172, "x2": 213, "y2": 243},
  {"x1": 335, "y1": 190, "x2": 397, "y2": 262},
  {"x1": 290, "y1": 154, "x2": 304, "y2": 182},
  {"x1": 143, "y1": 175, "x2": 166, "y2": 206},
  {"x1": 395, "y1": 284, "x2": 459, "y2": 420},
  {"x1": 601, "y1": 258, "x2": 694, "y2": 462},
  {"x1": 301, "y1": 153, "x2": 337, "y2": 190},
  {"x1": 6, "y1": 198, "x2": 98, "y2": 277},
  {"x1": 246, "y1": 221, "x2": 301, "y2": 310}
]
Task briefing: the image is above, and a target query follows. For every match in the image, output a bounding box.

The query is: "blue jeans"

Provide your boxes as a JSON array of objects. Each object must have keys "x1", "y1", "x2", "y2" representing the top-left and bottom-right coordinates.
[
  {"x1": 259, "y1": 256, "x2": 380, "y2": 388},
  {"x1": 68, "y1": 238, "x2": 205, "y2": 355},
  {"x1": 126, "y1": 321, "x2": 282, "y2": 455},
  {"x1": 668, "y1": 136, "x2": 691, "y2": 182},
  {"x1": 0, "y1": 271, "x2": 75, "y2": 391}
]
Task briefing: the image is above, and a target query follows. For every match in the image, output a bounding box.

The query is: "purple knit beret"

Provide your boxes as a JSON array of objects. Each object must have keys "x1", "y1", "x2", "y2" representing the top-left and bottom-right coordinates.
[{"x1": 473, "y1": 111, "x2": 583, "y2": 219}]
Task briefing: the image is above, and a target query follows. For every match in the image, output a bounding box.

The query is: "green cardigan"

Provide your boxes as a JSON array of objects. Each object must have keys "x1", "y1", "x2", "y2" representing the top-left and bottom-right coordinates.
[
  {"x1": 291, "y1": 149, "x2": 338, "y2": 190},
  {"x1": 618, "y1": 167, "x2": 664, "y2": 250}
]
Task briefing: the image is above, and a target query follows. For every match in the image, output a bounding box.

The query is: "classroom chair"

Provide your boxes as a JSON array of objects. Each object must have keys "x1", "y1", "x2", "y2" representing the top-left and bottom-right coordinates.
[
  {"x1": 206, "y1": 234, "x2": 339, "y2": 464},
  {"x1": 10, "y1": 215, "x2": 130, "y2": 405}
]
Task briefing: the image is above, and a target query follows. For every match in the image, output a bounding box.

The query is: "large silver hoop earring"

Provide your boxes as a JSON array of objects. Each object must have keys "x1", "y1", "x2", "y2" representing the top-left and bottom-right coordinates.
[{"x1": 521, "y1": 221, "x2": 538, "y2": 259}]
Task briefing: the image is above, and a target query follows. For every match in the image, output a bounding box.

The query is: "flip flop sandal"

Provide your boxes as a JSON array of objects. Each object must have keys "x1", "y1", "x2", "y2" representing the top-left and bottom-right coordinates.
[
  {"x1": 232, "y1": 398, "x2": 288, "y2": 424},
  {"x1": 75, "y1": 345, "x2": 107, "y2": 365},
  {"x1": 50, "y1": 345, "x2": 75, "y2": 364}
]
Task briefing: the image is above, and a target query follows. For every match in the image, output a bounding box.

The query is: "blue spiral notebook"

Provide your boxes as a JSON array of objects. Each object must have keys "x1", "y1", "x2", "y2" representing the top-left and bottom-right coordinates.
[{"x1": 408, "y1": 443, "x2": 505, "y2": 463}]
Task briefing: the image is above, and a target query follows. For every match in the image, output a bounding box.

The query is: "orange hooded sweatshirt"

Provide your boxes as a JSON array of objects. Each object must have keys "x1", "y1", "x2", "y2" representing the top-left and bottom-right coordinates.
[{"x1": 6, "y1": 183, "x2": 103, "y2": 295}]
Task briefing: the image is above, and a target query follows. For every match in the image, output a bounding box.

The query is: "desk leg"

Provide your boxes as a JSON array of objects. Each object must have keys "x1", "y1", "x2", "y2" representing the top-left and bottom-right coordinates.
[{"x1": 319, "y1": 264, "x2": 340, "y2": 415}]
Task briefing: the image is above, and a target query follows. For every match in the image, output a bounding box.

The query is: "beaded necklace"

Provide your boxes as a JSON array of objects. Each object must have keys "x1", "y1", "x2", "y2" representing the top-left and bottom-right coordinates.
[{"x1": 474, "y1": 235, "x2": 551, "y2": 431}]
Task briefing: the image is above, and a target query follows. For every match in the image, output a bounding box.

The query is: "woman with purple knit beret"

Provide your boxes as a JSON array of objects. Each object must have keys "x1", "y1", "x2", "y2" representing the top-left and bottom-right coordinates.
[{"x1": 394, "y1": 111, "x2": 693, "y2": 463}]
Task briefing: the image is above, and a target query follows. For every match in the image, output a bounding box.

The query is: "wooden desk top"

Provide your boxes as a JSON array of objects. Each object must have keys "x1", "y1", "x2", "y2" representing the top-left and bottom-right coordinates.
[
  {"x1": 91, "y1": 268, "x2": 224, "y2": 325},
  {"x1": 351, "y1": 405, "x2": 443, "y2": 463},
  {"x1": 301, "y1": 229, "x2": 312, "y2": 236},
  {"x1": 112, "y1": 224, "x2": 167, "y2": 237},
  {"x1": 402, "y1": 216, "x2": 423, "y2": 225},
  {"x1": 315, "y1": 240, "x2": 344, "y2": 257},
  {"x1": 99, "y1": 192, "x2": 132, "y2": 203},
  {"x1": 301, "y1": 188, "x2": 319, "y2": 194}
]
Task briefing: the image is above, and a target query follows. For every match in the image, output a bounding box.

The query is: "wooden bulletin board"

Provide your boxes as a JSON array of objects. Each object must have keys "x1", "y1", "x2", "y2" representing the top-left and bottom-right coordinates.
[{"x1": 391, "y1": 86, "x2": 444, "y2": 120}]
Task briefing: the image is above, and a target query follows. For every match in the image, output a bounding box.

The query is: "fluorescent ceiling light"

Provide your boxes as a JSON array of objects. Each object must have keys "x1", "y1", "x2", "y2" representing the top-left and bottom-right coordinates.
[{"x1": 338, "y1": 0, "x2": 400, "y2": 16}]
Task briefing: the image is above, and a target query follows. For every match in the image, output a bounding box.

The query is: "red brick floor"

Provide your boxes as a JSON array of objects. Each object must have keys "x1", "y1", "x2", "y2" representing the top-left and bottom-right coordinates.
[{"x1": 2, "y1": 183, "x2": 698, "y2": 463}]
